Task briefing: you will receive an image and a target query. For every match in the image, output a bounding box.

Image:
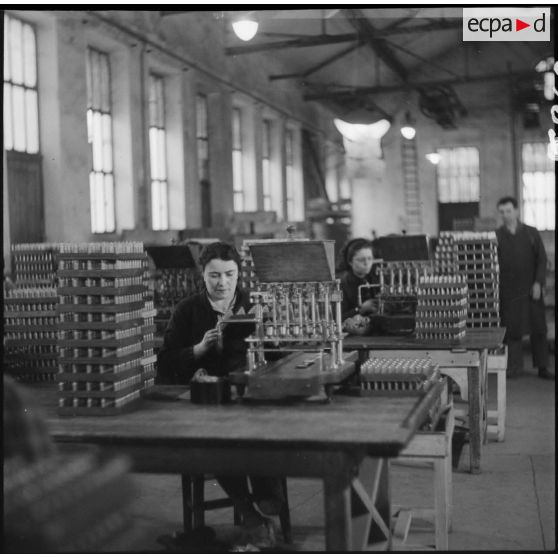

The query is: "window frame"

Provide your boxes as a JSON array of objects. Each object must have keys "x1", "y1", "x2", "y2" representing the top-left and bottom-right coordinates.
[
  {"x1": 148, "y1": 72, "x2": 169, "y2": 231},
  {"x1": 196, "y1": 93, "x2": 210, "y2": 182},
  {"x1": 3, "y1": 13, "x2": 40, "y2": 154},
  {"x1": 436, "y1": 145, "x2": 481, "y2": 204},
  {"x1": 261, "y1": 118, "x2": 273, "y2": 212},
  {"x1": 232, "y1": 106, "x2": 244, "y2": 212},
  {"x1": 521, "y1": 141, "x2": 555, "y2": 231},
  {"x1": 86, "y1": 46, "x2": 116, "y2": 234}
]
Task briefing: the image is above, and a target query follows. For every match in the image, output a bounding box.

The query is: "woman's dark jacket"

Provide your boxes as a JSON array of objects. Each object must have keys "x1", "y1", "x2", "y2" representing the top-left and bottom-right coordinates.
[{"x1": 157, "y1": 288, "x2": 254, "y2": 384}]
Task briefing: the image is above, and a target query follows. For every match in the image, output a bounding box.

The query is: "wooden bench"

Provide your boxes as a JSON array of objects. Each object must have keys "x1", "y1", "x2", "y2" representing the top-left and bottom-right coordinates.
[{"x1": 391, "y1": 403, "x2": 454, "y2": 551}]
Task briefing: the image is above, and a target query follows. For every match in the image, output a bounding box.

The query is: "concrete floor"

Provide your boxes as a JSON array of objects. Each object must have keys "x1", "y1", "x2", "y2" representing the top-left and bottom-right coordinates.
[{"x1": 104, "y1": 349, "x2": 555, "y2": 552}]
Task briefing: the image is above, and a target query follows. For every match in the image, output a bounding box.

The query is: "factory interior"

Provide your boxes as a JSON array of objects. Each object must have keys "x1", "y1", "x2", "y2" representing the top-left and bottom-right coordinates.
[{"x1": 3, "y1": 7, "x2": 555, "y2": 553}]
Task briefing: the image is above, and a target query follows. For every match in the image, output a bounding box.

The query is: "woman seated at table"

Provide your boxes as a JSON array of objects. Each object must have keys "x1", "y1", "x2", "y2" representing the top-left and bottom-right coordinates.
[
  {"x1": 157, "y1": 241, "x2": 283, "y2": 548},
  {"x1": 338, "y1": 238, "x2": 380, "y2": 335}
]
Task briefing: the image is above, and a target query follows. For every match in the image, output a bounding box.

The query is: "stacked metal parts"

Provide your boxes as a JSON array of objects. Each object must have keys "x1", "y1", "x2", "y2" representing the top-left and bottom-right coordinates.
[
  {"x1": 12, "y1": 243, "x2": 59, "y2": 286},
  {"x1": 416, "y1": 275, "x2": 468, "y2": 340},
  {"x1": 4, "y1": 452, "x2": 134, "y2": 552},
  {"x1": 360, "y1": 356, "x2": 439, "y2": 391},
  {"x1": 56, "y1": 242, "x2": 150, "y2": 415},
  {"x1": 4, "y1": 287, "x2": 59, "y2": 383},
  {"x1": 141, "y1": 299, "x2": 157, "y2": 392},
  {"x1": 435, "y1": 231, "x2": 500, "y2": 328}
]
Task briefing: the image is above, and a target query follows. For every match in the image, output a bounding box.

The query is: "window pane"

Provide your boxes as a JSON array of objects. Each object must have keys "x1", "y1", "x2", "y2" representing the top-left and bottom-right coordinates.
[
  {"x1": 148, "y1": 77, "x2": 157, "y2": 126},
  {"x1": 12, "y1": 85, "x2": 26, "y2": 151},
  {"x1": 92, "y1": 111, "x2": 103, "y2": 171},
  {"x1": 521, "y1": 142, "x2": 555, "y2": 230},
  {"x1": 149, "y1": 127, "x2": 159, "y2": 180},
  {"x1": 232, "y1": 108, "x2": 241, "y2": 149},
  {"x1": 100, "y1": 54, "x2": 110, "y2": 113},
  {"x1": 89, "y1": 172, "x2": 98, "y2": 232},
  {"x1": 3, "y1": 83, "x2": 13, "y2": 150},
  {"x1": 152, "y1": 180, "x2": 160, "y2": 230},
  {"x1": 4, "y1": 16, "x2": 11, "y2": 82},
  {"x1": 104, "y1": 173, "x2": 115, "y2": 232},
  {"x1": 196, "y1": 95, "x2": 207, "y2": 138},
  {"x1": 24, "y1": 88, "x2": 39, "y2": 153},
  {"x1": 9, "y1": 17, "x2": 23, "y2": 85},
  {"x1": 85, "y1": 53, "x2": 92, "y2": 108},
  {"x1": 234, "y1": 192, "x2": 244, "y2": 212},
  {"x1": 156, "y1": 78, "x2": 164, "y2": 126},
  {"x1": 101, "y1": 114, "x2": 112, "y2": 172},
  {"x1": 22, "y1": 23, "x2": 36, "y2": 88},
  {"x1": 157, "y1": 129, "x2": 167, "y2": 180},
  {"x1": 90, "y1": 50, "x2": 101, "y2": 109}
]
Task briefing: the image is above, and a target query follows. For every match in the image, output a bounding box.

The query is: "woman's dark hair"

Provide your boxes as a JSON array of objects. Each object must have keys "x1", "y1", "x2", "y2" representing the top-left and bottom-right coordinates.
[
  {"x1": 199, "y1": 242, "x2": 241, "y2": 271},
  {"x1": 497, "y1": 196, "x2": 518, "y2": 209},
  {"x1": 337, "y1": 238, "x2": 374, "y2": 272}
]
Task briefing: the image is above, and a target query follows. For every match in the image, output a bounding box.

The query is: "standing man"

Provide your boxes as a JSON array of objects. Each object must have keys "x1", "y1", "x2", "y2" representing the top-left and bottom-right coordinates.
[{"x1": 496, "y1": 196, "x2": 552, "y2": 379}]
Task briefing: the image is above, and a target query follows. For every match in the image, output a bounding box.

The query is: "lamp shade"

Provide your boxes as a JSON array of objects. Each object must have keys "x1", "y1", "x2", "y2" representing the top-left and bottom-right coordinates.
[{"x1": 232, "y1": 19, "x2": 259, "y2": 41}]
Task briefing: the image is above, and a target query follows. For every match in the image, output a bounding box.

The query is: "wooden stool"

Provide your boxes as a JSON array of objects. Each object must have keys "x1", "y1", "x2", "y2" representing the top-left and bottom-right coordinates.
[
  {"x1": 391, "y1": 406, "x2": 455, "y2": 551},
  {"x1": 181, "y1": 475, "x2": 292, "y2": 544},
  {"x1": 486, "y1": 346, "x2": 507, "y2": 442}
]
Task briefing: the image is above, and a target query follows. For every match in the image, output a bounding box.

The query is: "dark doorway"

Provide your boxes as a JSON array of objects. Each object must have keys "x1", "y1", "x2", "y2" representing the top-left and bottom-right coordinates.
[{"x1": 6, "y1": 151, "x2": 45, "y2": 243}]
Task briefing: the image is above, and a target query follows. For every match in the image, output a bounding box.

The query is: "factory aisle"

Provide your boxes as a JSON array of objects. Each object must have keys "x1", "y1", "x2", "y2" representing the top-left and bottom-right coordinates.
[{"x1": 105, "y1": 352, "x2": 555, "y2": 552}]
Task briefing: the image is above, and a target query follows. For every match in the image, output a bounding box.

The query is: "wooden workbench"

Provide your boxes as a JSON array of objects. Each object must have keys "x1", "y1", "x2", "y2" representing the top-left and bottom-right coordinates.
[
  {"x1": 30, "y1": 381, "x2": 444, "y2": 552},
  {"x1": 344, "y1": 328, "x2": 506, "y2": 474}
]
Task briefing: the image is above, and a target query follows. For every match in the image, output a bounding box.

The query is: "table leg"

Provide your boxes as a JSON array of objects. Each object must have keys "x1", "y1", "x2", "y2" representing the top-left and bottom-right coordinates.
[
  {"x1": 181, "y1": 474, "x2": 193, "y2": 534},
  {"x1": 324, "y1": 475, "x2": 352, "y2": 551},
  {"x1": 467, "y1": 366, "x2": 482, "y2": 474},
  {"x1": 481, "y1": 349, "x2": 488, "y2": 445}
]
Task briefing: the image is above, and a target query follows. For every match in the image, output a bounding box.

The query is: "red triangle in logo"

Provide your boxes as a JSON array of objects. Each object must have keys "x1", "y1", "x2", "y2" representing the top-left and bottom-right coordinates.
[{"x1": 516, "y1": 18, "x2": 530, "y2": 31}]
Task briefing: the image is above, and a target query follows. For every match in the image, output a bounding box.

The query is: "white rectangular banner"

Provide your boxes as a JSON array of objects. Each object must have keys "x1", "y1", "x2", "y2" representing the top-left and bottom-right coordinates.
[{"x1": 463, "y1": 7, "x2": 551, "y2": 41}]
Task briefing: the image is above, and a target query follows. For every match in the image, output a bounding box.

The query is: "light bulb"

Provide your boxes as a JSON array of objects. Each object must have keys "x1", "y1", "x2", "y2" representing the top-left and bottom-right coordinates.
[
  {"x1": 233, "y1": 19, "x2": 259, "y2": 41},
  {"x1": 401, "y1": 126, "x2": 416, "y2": 140},
  {"x1": 425, "y1": 152, "x2": 441, "y2": 165}
]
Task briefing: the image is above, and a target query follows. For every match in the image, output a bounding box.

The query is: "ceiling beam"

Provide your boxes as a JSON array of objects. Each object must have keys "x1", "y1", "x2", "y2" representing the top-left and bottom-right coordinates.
[
  {"x1": 383, "y1": 37, "x2": 461, "y2": 79},
  {"x1": 303, "y1": 70, "x2": 540, "y2": 100},
  {"x1": 224, "y1": 19, "x2": 461, "y2": 55},
  {"x1": 343, "y1": 8, "x2": 408, "y2": 82},
  {"x1": 269, "y1": 41, "x2": 362, "y2": 81}
]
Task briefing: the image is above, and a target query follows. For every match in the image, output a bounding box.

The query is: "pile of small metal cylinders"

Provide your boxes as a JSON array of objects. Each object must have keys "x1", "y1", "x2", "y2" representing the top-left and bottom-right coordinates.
[
  {"x1": 415, "y1": 274, "x2": 468, "y2": 339},
  {"x1": 12, "y1": 243, "x2": 59, "y2": 286},
  {"x1": 56, "y1": 242, "x2": 150, "y2": 415},
  {"x1": 360, "y1": 356, "x2": 438, "y2": 391},
  {"x1": 435, "y1": 231, "x2": 500, "y2": 328},
  {"x1": 4, "y1": 286, "x2": 59, "y2": 383},
  {"x1": 141, "y1": 299, "x2": 157, "y2": 391}
]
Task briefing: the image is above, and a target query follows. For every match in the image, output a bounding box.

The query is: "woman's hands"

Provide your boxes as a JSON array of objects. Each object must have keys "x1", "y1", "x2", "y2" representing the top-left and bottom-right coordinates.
[
  {"x1": 359, "y1": 298, "x2": 379, "y2": 316},
  {"x1": 193, "y1": 328, "x2": 220, "y2": 358}
]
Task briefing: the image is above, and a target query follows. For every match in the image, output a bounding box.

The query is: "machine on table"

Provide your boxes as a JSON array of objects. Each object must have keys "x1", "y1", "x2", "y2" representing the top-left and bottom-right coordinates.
[
  {"x1": 358, "y1": 235, "x2": 434, "y2": 335},
  {"x1": 229, "y1": 240, "x2": 357, "y2": 401}
]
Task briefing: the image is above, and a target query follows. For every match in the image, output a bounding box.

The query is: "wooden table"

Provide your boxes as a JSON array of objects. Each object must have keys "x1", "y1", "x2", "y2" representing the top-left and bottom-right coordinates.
[
  {"x1": 32, "y1": 383, "x2": 443, "y2": 551},
  {"x1": 344, "y1": 328, "x2": 506, "y2": 474}
]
